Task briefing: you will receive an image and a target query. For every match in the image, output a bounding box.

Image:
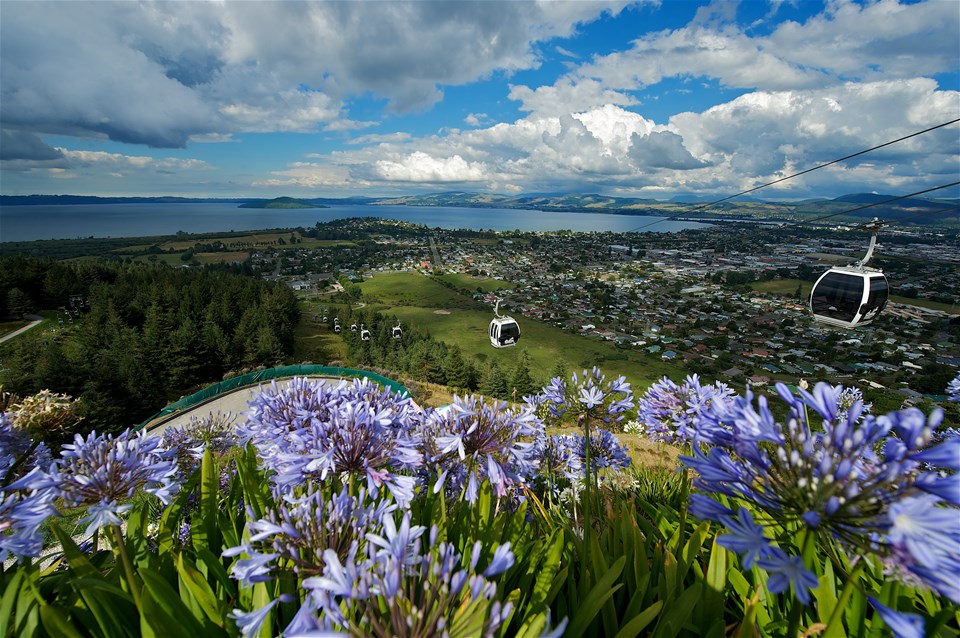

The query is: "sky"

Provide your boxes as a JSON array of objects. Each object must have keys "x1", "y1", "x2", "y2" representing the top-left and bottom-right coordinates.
[{"x1": 1, "y1": 0, "x2": 958, "y2": 201}]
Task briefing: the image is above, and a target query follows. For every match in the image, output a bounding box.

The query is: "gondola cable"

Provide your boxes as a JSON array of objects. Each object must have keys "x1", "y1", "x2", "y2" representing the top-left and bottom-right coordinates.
[{"x1": 626, "y1": 117, "x2": 960, "y2": 232}]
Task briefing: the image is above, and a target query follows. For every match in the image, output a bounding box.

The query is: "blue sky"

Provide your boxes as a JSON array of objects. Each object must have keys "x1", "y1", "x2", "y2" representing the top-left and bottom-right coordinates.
[{"x1": 1, "y1": 0, "x2": 957, "y2": 200}]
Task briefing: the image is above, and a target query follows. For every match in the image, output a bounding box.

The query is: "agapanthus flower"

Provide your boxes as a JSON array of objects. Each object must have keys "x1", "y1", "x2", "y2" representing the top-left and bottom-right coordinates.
[
  {"x1": 161, "y1": 411, "x2": 238, "y2": 479},
  {"x1": 224, "y1": 486, "x2": 394, "y2": 588},
  {"x1": 682, "y1": 381, "x2": 960, "y2": 605},
  {"x1": 1, "y1": 412, "x2": 51, "y2": 483},
  {"x1": 948, "y1": 372, "x2": 960, "y2": 402},
  {"x1": 305, "y1": 521, "x2": 521, "y2": 638},
  {"x1": 541, "y1": 367, "x2": 634, "y2": 425},
  {"x1": 0, "y1": 477, "x2": 58, "y2": 562},
  {"x1": 36, "y1": 429, "x2": 180, "y2": 535},
  {"x1": 242, "y1": 378, "x2": 422, "y2": 505},
  {"x1": 425, "y1": 395, "x2": 540, "y2": 503},
  {"x1": 635, "y1": 374, "x2": 735, "y2": 445},
  {"x1": 867, "y1": 596, "x2": 925, "y2": 638},
  {"x1": 569, "y1": 429, "x2": 632, "y2": 473}
]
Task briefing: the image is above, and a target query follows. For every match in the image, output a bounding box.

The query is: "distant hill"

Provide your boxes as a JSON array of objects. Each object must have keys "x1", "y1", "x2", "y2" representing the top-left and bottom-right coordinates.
[
  {"x1": 3, "y1": 191, "x2": 956, "y2": 225},
  {"x1": 238, "y1": 197, "x2": 328, "y2": 209},
  {"x1": 0, "y1": 194, "x2": 247, "y2": 205}
]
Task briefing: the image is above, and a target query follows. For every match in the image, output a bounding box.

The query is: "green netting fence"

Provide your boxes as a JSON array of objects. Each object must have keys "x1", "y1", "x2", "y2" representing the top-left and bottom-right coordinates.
[{"x1": 137, "y1": 365, "x2": 408, "y2": 431}]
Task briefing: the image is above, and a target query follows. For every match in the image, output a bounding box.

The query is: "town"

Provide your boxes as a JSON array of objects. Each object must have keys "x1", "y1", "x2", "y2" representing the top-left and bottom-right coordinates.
[{"x1": 244, "y1": 216, "x2": 960, "y2": 407}]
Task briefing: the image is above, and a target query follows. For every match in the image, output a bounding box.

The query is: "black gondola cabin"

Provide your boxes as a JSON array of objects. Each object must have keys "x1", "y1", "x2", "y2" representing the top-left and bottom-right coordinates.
[{"x1": 810, "y1": 268, "x2": 888, "y2": 329}]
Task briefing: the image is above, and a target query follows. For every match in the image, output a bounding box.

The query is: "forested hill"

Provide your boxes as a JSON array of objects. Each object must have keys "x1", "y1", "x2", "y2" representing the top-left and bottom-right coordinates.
[{"x1": 0, "y1": 256, "x2": 299, "y2": 431}]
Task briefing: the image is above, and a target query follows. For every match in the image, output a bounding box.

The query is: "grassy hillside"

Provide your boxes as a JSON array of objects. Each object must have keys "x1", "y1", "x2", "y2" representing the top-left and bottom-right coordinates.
[{"x1": 351, "y1": 271, "x2": 689, "y2": 389}]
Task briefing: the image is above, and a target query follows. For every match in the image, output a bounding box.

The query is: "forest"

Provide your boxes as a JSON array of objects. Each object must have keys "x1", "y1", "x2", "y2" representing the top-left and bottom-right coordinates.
[{"x1": 0, "y1": 256, "x2": 299, "y2": 431}]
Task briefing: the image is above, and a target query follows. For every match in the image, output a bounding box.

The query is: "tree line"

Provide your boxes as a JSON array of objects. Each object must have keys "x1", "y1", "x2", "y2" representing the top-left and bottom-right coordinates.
[{"x1": 1, "y1": 256, "x2": 299, "y2": 432}]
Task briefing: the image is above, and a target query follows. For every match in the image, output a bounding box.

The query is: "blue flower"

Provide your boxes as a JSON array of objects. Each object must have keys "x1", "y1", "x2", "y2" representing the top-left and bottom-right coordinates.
[
  {"x1": 542, "y1": 367, "x2": 634, "y2": 425},
  {"x1": 635, "y1": 375, "x2": 735, "y2": 445},
  {"x1": 717, "y1": 508, "x2": 772, "y2": 569},
  {"x1": 424, "y1": 395, "x2": 540, "y2": 503},
  {"x1": 242, "y1": 378, "x2": 423, "y2": 505},
  {"x1": 947, "y1": 372, "x2": 960, "y2": 402},
  {"x1": 867, "y1": 597, "x2": 925, "y2": 638},
  {"x1": 681, "y1": 381, "x2": 960, "y2": 605},
  {"x1": 757, "y1": 548, "x2": 819, "y2": 605},
  {"x1": 40, "y1": 429, "x2": 180, "y2": 535}
]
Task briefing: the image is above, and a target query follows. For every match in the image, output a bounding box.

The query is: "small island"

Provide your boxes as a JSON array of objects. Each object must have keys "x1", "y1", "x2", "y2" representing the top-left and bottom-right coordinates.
[{"x1": 238, "y1": 197, "x2": 328, "y2": 209}]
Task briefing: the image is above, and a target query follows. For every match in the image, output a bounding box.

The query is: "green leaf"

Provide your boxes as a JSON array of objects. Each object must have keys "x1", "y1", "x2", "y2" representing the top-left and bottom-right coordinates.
[
  {"x1": 196, "y1": 548, "x2": 238, "y2": 599},
  {"x1": 177, "y1": 553, "x2": 224, "y2": 626},
  {"x1": 562, "y1": 555, "x2": 626, "y2": 638},
  {"x1": 139, "y1": 569, "x2": 207, "y2": 637},
  {"x1": 192, "y1": 448, "x2": 221, "y2": 554},
  {"x1": 39, "y1": 605, "x2": 86, "y2": 638},
  {"x1": 512, "y1": 611, "x2": 548, "y2": 638},
  {"x1": 523, "y1": 529, "x2": 564, "y2": 615},
  {"x1": 614, "y1": 600, "x2": 663, "y2": 638},
  {"x1": 0, "y1": 569, "x2": 24, "y2": 638},
  {"x1": 74, "y1": 578, "x2": 137, "y2": 638},
  {"x1": 652, "y1": 582, "x2": 702, "y2": 638},
  {"x1": 49, "y1": 522, "x2": 103, "y2": 581},
  {"x1": 814, "y1": 560, "x2": 838, "y2": 627},
  {"x1": 701, "y1": 535, "x2": 727, "y2": 624}
]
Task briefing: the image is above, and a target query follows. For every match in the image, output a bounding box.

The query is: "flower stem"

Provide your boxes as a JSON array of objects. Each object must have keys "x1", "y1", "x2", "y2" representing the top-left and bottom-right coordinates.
[
  {"x1": 582, "y1": 412, "x2": 593, "y2": 532},
  {"x1": 111, "y1": 524, "x2": 141, "y2": 608},
  {"x1": 786, "y1": 528, "x2": 815, "y2": 637}
]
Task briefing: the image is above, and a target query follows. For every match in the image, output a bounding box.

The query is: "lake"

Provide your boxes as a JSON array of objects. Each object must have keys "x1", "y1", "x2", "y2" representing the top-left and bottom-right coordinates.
[{"x1": 0, "y1": 202, "x2": 709, "y2": 242}]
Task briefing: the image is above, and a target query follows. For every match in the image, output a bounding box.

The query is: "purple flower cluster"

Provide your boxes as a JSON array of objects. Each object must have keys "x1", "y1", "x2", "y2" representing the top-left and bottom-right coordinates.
[
  {"x1": 683, "y1": 381, "x2": 960, "y2": 608},
  {"x1": 426, "y1": 395, "x2": 540, "y2": 503},
  {"x1": 540, "y1": 367, "x2": 633, "y2": 425},
  {"x1": 948, "y1": 372, "x2": 960, "y2": 402},
  {"x1": 161, "y1": 410, "x2": 238, "y2": 479},
  {"x1": 1, "y1": 418, "x2": 58, "y2": 563},
  {"x1": 225, "y1": 486, "x2": 394, "y2": 588},
  {"x1": 241, "y1": 378, "x2": 423, "y2": 506},
  {"x1": 305, "y1": 521, "x2": 517, "y2": 638},
  {"x1": 226, "y1": 494, "x2": 523, "y2": 638},
  {"x1": 634, "y1": 374, "x2": 735, "y2": 445},
  {"x1": 528, "y1": 429, "x2": 632, "y2": 494},
  {"x1": 30, "y1": 429, "x2": 180, "y2": 535}
]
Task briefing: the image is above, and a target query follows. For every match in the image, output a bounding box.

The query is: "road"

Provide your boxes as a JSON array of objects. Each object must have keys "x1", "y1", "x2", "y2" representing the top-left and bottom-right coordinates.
[
  {"x1": 429, "y1": 236, "x2": 444, "y2": 272},
  {"x1": 0, "y1": 315, "x2": 43, "y2": 344},
  {"x1": 143, "y1": 376, "x2": 355, "y2": 438}
]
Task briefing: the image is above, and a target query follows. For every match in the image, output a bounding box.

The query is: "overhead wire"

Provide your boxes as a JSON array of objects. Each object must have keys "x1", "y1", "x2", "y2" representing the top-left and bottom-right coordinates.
[
  {"x1": 626, "y1": 116, "x2": 960, "y2": 232},
  {"x1": 781, "y1": 180, "x2": 960, "y2": 229}
]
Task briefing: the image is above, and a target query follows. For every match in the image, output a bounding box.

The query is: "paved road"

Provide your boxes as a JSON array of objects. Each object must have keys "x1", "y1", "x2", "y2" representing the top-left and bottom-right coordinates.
[
  {"x1": 143, "y1": 376, "x2": 354, "y2": 439},
  {"x1": 0, "y1": 315, "x2": 43, "y2": 344}
]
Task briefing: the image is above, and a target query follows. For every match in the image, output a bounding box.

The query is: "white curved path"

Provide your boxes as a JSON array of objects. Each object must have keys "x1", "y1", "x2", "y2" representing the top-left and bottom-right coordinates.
[{"x1": 143, "y1": 376, "x2": 350, "y2": 438}]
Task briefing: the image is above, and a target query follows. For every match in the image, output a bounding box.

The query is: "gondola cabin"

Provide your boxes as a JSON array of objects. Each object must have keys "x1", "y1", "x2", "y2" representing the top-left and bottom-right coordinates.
[
  {"x1": 350, "y1": 323, "x2": 358, "y2": 332},
  {"x1": 810, "y1": 267, "x2": 888, "y2": 329},
  {"x1": 488, "y1": 299, "x2": 520, "y2": 348},
  {"x1": 392, "y1": 322, "x2": 402, "y2": 339},
  {"x1": 489, "y1": 316, "x2": 520, "y2": 347},
  {"x1": 333, "y1": 324, "x2": 341, "y2": 334},
  {"x1": 360, "y1": 324, "x2": 370, "y2": 341}
]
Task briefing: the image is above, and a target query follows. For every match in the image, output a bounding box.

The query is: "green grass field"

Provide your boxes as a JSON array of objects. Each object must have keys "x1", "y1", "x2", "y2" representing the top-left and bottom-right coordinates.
[
  {"x1": 349, "y1": 271, "x2": 689, "y2": 390},
  {"x1": 433, "y1": 273, "x2": 511, "y2": 294}
]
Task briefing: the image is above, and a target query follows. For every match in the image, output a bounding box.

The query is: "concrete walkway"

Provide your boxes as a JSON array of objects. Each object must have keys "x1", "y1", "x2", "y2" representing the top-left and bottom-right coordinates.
[
  {"x1": 143, "y1": 376, "x2": 351, "y2": 439},
  {"x1": 0, "y1": 315, "x2": 43, "y2": 344}
]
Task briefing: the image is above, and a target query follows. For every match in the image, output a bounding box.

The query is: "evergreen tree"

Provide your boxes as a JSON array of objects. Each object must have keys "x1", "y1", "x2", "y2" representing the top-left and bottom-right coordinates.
[
  {"x1": 443, "y1": 346, "x2": 471, "y2": 390},
  {"x1": 510, "y1": 350, "x2": 539, "y2": 399},
  {"x1": 6, "y1": 287, "x2": 31, "y2": 318},
  {"x1": 481, "y1": 360, "x2": 508, "y2": 399},
  {"x1": 549, "y1": 358, "x2": 568, "y2": 383}
]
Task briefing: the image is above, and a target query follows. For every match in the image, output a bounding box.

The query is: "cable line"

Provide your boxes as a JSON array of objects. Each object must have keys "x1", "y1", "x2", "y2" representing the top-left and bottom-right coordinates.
[
  {"x1": 786, "y1": 180, "x2": 960, "y2": 228},
  {"x1": 627, "y1": 117, "x2": 960, "y2": 232}
]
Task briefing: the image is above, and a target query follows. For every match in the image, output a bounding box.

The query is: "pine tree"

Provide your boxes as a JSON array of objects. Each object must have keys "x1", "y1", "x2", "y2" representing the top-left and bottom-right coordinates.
[
  {"x1": 481, "y1": 360, "x2": 508, "y2": 399},
  {"x1": 510, "y1": 350, "x2": 539, "y2": 399}
]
